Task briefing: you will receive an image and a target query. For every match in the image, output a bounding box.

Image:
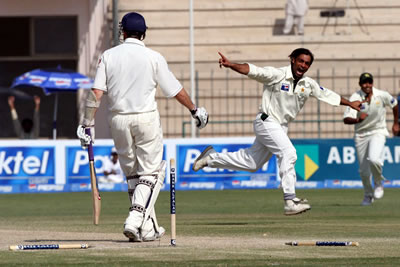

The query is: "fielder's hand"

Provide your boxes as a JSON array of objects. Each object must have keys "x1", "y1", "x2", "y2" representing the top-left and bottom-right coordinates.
[
  {"x1": 191, "y1": 107, "x2": 209, "y2": 129},
  {"x1": 349, "y1": 100, "x2": 362, "y2": 111},
  {"x1": 77, "y1": 125, "x2": 94, "y2": 149},
  {"x1": 358, "y1": 112, "x2": 368, "y2": 122},
  {"x1": 393, "y1": 122, "x2": 399, "y2": 136}
]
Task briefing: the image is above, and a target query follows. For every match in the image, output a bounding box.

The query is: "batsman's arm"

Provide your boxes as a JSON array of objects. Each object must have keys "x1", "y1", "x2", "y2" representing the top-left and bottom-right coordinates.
[
  {"x1": 174, "y1": 88, "x2": 209, "y2": 129},
  {"x1": 77, "y1": 89, "x2": 104, "y2": 148},
  {"x1": 82, "y1": 89, "x2": 103, "y2": 127},
  {"x1": 174, "y1": 88, "x2": 196, "y2": 111}
]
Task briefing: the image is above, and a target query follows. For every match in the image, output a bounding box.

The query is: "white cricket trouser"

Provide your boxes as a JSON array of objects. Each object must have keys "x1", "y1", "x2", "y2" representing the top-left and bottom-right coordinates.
[
  {"x1": 208, "y1": 113, "x2": 298, "y2": 199},
  {"x1": 355, "y1": 133, "x2": 386, "y2": 196},
  {"x1": 110, "y1": 110, "x2": 164, "y2": 232},
  {"x1": 283, "y1": 14, "x2": 305, "y2": 34},
  {"x1": 108, "y1": 110, "x2": 163, "y2": 177}
]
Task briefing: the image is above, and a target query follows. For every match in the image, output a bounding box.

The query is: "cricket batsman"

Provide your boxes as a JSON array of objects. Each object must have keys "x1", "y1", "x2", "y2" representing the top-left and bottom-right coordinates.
[{"x1": 77, "y1": 12, "x2": 208, "y2": 241}]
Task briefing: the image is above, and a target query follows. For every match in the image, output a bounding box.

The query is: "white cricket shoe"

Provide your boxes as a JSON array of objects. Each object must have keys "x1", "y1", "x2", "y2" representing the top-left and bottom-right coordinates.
[
  {"x1": 284, "y1": 199, "x2": 311, "y2": 215},
  {"x1": 142, "y1": 227, "x2": 166, "y2": 242},
  {"x1": 192, "y1": 146, "x2": 215, "y2": 171},
  {"x1": 361, "y1": 195, "x2": 374, "y2": 206},
  {"x1": 123, "y1": 214, "x2": 142, "y2": 242},
  {"x1": 123, "y1": 223, "x2": 142, "y2": 242},
  {"x1": 374, "y1": 185, "x2": 384, "y2": 199},
  {"x1": 292, "y1": 197, "x2": 308, "y2": 204}
]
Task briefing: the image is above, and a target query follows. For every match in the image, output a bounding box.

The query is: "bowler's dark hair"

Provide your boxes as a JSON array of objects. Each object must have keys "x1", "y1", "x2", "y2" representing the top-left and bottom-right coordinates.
[{"x1": 289, "y1": 48, "x2": 314, "y2": 65}]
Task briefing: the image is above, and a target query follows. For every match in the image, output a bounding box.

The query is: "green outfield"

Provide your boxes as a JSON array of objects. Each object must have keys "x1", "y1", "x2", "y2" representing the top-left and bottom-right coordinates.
[{"x1": 1, "y1": 188, "x2": 400, "y2": 266}]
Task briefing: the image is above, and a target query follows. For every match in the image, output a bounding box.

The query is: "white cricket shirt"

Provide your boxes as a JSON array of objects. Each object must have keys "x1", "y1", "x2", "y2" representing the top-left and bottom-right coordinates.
[
  {"x1": 247, "y1": 64, "x2": 341, "y2": 125},
  {"x1": 93, "y1": 38, "x2": 182, "y2": 114},
  {"x1": 343, "y1": 87, "x2": 397, "y2": 137}
]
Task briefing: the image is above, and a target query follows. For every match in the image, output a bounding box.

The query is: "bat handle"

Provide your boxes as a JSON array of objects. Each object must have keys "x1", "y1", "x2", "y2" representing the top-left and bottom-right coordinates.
[{"x1": 85, "y1": 128, "x2": 94, "y2": 161}]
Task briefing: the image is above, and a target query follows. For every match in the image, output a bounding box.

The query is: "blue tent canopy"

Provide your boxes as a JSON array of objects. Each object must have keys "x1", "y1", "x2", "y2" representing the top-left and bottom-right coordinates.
[
  {"x1": 11, "y1": 67, "x2": 93, "y2": 139},
  {"x1": 11, "y1": 67, "x2": 93, "y2": 95}
]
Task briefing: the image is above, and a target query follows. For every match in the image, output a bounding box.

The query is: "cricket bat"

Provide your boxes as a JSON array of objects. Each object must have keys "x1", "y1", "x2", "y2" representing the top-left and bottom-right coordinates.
[{"x1": 85, "y1": 128, "x2": 101, "y2": 225}]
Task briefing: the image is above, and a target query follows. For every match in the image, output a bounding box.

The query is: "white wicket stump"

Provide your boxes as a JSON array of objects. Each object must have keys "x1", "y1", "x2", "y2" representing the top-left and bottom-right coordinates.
[
  {"x1": 285, "y1": 241, "x2": 359, "y2": 247},
  {"x1": 170, "y1": 158, "x2": 177, "y2": 246},
  {"x1": 9, "y1": 244, "x2": 89, "y2": 251}
]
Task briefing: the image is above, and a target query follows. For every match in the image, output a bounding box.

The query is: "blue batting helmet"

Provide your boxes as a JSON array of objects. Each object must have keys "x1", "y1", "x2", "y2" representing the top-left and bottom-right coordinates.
[{"x1": 121, "y1": 12, "x2": 147, "y2": 33}]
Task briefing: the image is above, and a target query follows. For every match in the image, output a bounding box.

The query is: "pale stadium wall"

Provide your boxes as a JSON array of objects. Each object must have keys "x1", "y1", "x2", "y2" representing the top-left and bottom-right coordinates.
[{"x1": 116, "y1": 0, "x2": 400, "y2": 138}]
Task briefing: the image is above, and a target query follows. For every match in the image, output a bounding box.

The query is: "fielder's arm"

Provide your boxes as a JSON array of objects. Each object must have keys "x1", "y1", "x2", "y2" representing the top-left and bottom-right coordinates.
[
  {"x1": 392, "y1": 104, "x2": 399, "y2": 135},
  {"x1": 344, "y1": 113, "x2": 368, "y2": 125},
  {"x1": 340, "y1": 97, "x2": 361, "y2": 111},
  {"x1": 218, "y1": 52, "x2": 249, "y2": 75}
]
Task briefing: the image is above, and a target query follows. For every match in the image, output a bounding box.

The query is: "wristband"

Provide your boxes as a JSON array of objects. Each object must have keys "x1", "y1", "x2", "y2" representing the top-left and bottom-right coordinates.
[
  {"x1": 190, "y1": 108, "x2": 197, "y2": 116},
  {"x1": 82, "y1": 118, "x2": 95, "y2": 127},
  {"x1": 11, "y1": 109, "x2": 18, "y2": 120}
]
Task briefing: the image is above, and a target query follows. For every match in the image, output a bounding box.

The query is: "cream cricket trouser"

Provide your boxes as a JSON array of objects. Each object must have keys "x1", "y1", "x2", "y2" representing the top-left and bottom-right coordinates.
[
  {"x1": 208, "y1": 113, "x2": 298, "y2": 199},
  {"x1": 109, "y1": 110, "x2": 163, "y2": 177},
  {"x1": 355, "y1": 133, "x2": 386, "y2": 197},
  {"x1": 109, "y1": 110, "x2": 163, "y2": 231}
]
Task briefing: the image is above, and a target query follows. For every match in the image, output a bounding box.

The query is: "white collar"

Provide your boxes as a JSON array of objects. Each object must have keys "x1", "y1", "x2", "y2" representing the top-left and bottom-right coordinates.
[
  {"x1": 285, "y1": 65, "x2": 294, "y2": 80},
  {"x1": 124, "y1": 38, "x2": 145, "y2": 46}
]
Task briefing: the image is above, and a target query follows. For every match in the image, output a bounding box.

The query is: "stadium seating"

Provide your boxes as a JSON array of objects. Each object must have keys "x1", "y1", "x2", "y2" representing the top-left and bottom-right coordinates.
[{"x1": 118, "y1": 0, "x2": 400, "y2": 138}]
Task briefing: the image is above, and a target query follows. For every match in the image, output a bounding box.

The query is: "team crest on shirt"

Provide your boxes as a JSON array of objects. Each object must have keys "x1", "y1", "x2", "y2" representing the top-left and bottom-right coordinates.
[
  {"x1": 319, "y1": 86, "x2": 325, "y2": 90},
  {"x1": 360, "y1": 103, "x2": 367, "y2": 111},
  {"x1": 281, "y1": 83, "x2": 290, "y2": 91},
  {"x1": 391, "y1": 98, "x2": 395, "y2": 104}
]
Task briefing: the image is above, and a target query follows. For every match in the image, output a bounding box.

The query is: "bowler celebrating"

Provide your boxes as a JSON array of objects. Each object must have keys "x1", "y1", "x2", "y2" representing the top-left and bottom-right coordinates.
[{"x1": 193, "y1": 48, "x2": 361, "y2": 215}]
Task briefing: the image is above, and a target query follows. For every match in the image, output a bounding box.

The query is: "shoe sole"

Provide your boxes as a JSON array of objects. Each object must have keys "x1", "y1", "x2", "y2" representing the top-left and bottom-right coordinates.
[
  {"x1": 192, "y1": 146, "x2": 214, "y2": 171},
  {"x1": 123, "y1": 229, "x2": 142, "y2": 242},
  {"x1": 284, "y1": 207, "x2": 311, "y2": 216},
  {"x1": 143, "y1": 232, "x2": 165, "y2": 242}
]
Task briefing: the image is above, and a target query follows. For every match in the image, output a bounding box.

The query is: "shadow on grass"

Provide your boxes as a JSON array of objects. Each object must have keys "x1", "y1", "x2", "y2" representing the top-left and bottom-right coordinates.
[
  {"x1": 322, "y1": 204, "x2": 362, "y2": 207},
  {"x1": 188, "y1": 222, "x2": 249, "y2": 226}
]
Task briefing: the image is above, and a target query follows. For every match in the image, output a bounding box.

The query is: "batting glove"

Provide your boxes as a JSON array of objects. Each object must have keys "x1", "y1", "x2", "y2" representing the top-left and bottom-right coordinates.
[
  {"x1": 76, "y1": 125, "x2": 94, "y2": 149},
  {"x1": 191, "y1": 107, "x2": 209, "y2": 129}
]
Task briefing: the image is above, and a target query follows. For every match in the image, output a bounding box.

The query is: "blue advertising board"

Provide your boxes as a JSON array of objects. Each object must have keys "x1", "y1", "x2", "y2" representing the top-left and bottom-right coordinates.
[
  {"x1": 176, "y1": 144, "x2": 277, "y2": 190},
  {"x1": 66, "y1": 146, "x2": 115, "y2": 184},
  {"x1": 65, "y1": 144, "x2": 166, "y2": 184},
  {"x1": 0, "y1": 138, "x2": 399, "y2": 194},
  {"x1": 0, "y1": 146, "x2": 55, "y2": 185},
  {"x1": 292, "y1": 139, "x2": 400, "y2": 181}
]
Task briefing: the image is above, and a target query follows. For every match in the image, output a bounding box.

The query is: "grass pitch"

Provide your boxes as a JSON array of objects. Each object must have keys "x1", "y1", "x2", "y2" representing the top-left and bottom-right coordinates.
[{"x1": 1, "y1": 188, "x2": 400, "y2": 266}]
